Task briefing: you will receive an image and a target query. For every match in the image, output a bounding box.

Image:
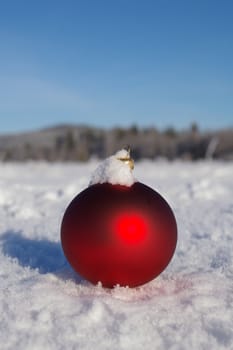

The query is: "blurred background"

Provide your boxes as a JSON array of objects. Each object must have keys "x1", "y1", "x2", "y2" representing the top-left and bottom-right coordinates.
[{"x1": 0, "y1": 0, "x2": 232, "y2": 161}]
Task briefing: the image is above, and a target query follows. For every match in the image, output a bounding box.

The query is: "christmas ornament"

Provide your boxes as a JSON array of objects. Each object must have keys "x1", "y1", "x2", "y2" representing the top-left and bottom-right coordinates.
[{"x1": 61, "y1": 149, "x2": 177, "y2": 288}]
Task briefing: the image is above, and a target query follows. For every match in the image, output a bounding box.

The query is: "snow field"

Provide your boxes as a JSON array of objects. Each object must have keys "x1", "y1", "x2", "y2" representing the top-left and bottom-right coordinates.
[{"x1": 0, "y1": 160, "x2": 233, "y2": 350}]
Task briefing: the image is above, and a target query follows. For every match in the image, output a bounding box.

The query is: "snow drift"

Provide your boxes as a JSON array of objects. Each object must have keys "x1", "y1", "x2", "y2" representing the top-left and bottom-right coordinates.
[{"x1": 0, "y1": 160, "x2": 232, "y2": 349}]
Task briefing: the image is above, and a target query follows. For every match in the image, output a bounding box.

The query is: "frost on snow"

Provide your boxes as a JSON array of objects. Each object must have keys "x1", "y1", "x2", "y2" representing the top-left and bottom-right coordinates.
[
  {"x1": 89, "y1": 149, "x2": 136, "y2": 186},
  {"x1": 0, "y1": 160, "x2": 233, "y2": 350}
]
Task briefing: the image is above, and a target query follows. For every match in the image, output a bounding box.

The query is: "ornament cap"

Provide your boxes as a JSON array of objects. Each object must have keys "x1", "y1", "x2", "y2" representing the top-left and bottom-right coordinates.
[
  {"x1": 116, "y1": 146, "x2": 134, "y2": 170},
  {"x1": 89, "y1": 148, "x2": 136, "y2": 187}
]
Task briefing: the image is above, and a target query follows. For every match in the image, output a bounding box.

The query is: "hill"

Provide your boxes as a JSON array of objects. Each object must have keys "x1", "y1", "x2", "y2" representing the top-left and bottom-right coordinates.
[{"x1": 0, "y1": 124, "x2": 232, "y2": 161}]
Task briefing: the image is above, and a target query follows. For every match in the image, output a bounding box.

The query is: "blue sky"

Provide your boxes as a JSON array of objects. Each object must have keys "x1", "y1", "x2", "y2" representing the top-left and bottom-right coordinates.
[{"x1": 0, "y1": 0, "x2": 233, "y2": 133}]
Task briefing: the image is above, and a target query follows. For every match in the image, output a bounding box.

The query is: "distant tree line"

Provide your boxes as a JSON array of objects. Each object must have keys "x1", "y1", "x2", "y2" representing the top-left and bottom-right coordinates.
[{"x1": 0, "y1": 123, "x2": 232, "y2": 162}]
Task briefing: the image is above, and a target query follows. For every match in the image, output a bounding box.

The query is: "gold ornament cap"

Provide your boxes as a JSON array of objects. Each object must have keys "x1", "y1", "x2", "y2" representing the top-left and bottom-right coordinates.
[{"x1": 116, "y1": 146, "x2": 134, "y2": 170}]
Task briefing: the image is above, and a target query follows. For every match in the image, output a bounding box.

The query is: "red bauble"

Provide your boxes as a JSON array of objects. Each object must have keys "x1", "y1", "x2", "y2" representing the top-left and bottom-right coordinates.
[{"x1": 61, "y1": 182, "x2": 177, "y2": 288}]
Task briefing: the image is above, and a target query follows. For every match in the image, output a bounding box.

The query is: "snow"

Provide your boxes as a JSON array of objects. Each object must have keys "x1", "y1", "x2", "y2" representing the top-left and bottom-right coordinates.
[
  {"x1": 89, "y1": 149, "x2": 135, "y2": 186},
  {"x1": 0, "y1": 159, "x2": 233, "y2": 350}
]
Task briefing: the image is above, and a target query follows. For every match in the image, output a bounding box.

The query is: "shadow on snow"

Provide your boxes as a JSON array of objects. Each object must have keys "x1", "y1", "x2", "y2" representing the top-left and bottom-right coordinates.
[{"x1": 0, "y1": 230, "x2": 83, "y2": 283}]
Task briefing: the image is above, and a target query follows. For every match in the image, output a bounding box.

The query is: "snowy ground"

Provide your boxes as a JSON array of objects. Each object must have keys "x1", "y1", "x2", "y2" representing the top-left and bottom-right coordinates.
[{"x1": 0, "y1": 159, "x2": 233, "y2": 350}]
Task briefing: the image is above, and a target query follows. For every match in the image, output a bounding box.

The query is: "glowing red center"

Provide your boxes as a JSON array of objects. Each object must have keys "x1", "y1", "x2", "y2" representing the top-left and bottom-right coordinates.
[{"x1": 115, "y1": 213, "x2": 148, "y2": 243}]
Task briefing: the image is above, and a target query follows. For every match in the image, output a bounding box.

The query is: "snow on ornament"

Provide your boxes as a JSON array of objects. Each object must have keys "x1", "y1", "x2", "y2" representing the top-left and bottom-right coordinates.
[{"x1": 61, "y1": 148, "x2": 177, "y2": 288}]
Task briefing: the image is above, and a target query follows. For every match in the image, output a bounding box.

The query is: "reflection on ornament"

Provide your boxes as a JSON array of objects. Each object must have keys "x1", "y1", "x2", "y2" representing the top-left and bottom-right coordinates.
[{"x1": 114, "y1": 213, "x2": 148, "y2": 244}]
